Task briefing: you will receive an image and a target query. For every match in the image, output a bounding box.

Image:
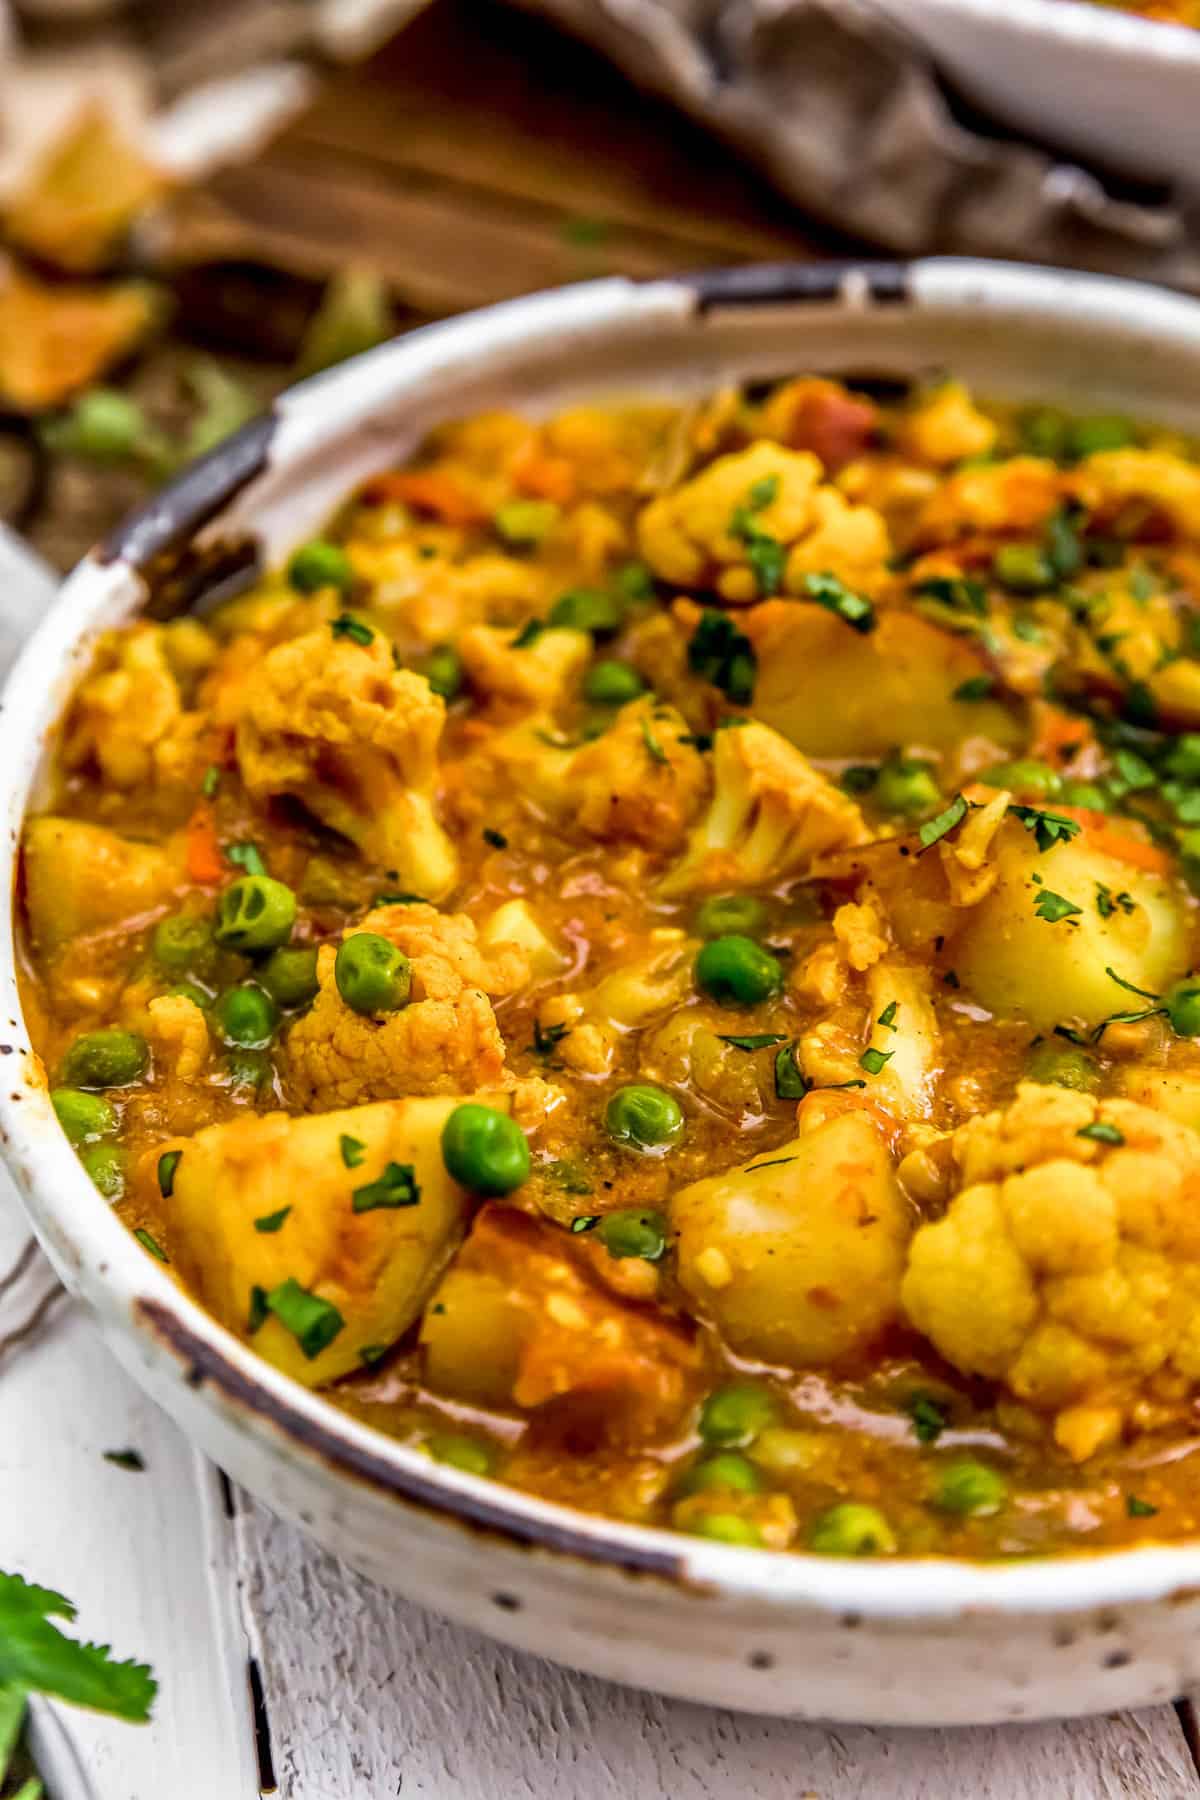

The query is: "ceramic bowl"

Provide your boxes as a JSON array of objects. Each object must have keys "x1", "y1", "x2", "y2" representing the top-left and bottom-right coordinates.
[
  {"x1": 872, "y1": 0, "x2": 1200, "y2": 189},
  {"x1": 6, "y1": 259, "x2": 1200, "y2": 1727}
]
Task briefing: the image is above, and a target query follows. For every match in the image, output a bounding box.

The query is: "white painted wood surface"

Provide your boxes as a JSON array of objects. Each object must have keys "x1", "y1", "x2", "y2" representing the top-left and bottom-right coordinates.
[{"x1": 1, "y1": 534, "x2": 1199, "y2": 1799}]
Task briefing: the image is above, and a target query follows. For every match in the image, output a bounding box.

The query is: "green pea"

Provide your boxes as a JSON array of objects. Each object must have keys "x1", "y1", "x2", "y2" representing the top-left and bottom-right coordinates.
[
  {"x1": 66, "y1": 388, "x2": 146, "y2": 459},
  {"x1": 212, "y1": 984, "x2": 278, "y2": 1048},
  {"x1": 1024, "y1": 1039, "x2": 1102, "y2": 1093},
  {"x1": 1060, "y1": 779, "x2": 1110, "y2": 812},
  {"x1": 425, "y1": 1432, "x2": 495, "y2": 1475},
  {"x1": 992, "y1": 543, "x2": 1054, "y2": 593},
  {"x1": 259, "y1": 945, "x2": 320, "y2": 1008},
  {"x1": 698, "y1": 1382, "x2": 778, "y2": 1448},
  {"x1": 51, "y1": 1087, "x2": 117, "y2": 1145},
  {"x1": 693, "y1": 894, "x2": 768, "y2": 940},
  {"x1": 809, "y1": 1502, "x2": 897, "y2": 1556},
  {"x1": 442, "y1": 1103, "x2": 530, "y2": 1195},
  {"x1": 603, "y1": 1085, "x2": 684, "y2": 1153},
  {"x1": 214, "y1": 876, "x2": 297, "y2": 952},
  {"x1": 874, "y1": 756, "x2": 941, "y2": 817},
  {"x1": 169, "y1": 980, "x2": 213, "y2": 1008},
  {"x1": 979, "y1": 759, "x2": 1063, "y2": 799},
  {"x1": 61, "y1": 1029, "x2": 148, "y2": 1090},
  {"x1": 582, "y1": 660, "x2": 647, "y2": 706},
  {"x1": 1018, "y1": 407, "x2": 1070, "y2": 461},
  {"x1": 225, "y1": 1049, "x2": 271, "y2": 1090},
  {"x1": 287, "y1": 538, "x2": 354, "y2": 595},
  {"x1": 422, "y1": 645, "x2": 464, "y2": 701},
  {"x1": 934, "y1": 1459, "x2": 1007, "y2": 1517},
  {"x1": 493, "y1": 499, "x2": 559, "y2": 547},
  {"x1": 334, "y1": 932, "x2": 411, "y2": 1015},
  {"x1": 547, "y1": 588, "x2": 623, "y2": 635},
  {"x1": 1068, "y1": 415, "x2": 1133, "y2": 459},
  {"x1": 597, "y1": 1208, "x2": 669, "y2": 1262},
  {"x1": 79, "y1": 1141, "x2": 126, "y2": 1200},
  {"x1": 694, "y1": 934, "x2": 782, "y2": 1008},
  {"x1": 1166, "y1": 980, "x2": 1200, "y2": 1038},
  {"x1": 676, "y1": 1452, "x2": 764, "y2": 1498},
  {"x1": 689, "y1": 1513, "x2": 763, "y2": 1547},
  {"x1": 1163, "y1": 734, "x2": 1200, "y2": 783},
  {"x1": 152, "y1": 911, "x2": 217, "y2": 978}
]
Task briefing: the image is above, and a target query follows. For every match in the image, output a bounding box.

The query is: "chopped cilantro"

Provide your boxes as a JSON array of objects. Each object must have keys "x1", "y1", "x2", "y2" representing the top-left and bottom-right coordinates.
[
  {"x1": 729, "y1": 477, "x2": 785, "y2": 596},
  {"x1": 877, "y1": 1001, "x2": 899, "y2": 1031},
  {"x1": 483, "y1": 828, "x2": 508, "y2": 849},
  {"x1": 1091, "y1": 1006, "x2": 1164, "y2": 1042},
  {"x1": 1126, "y1": 1494, "x2": 1158, "y2": 1518},
  {"x1": 570, "y1": 1215, "x2": 601, "y2": 1234},
  {"x1": 841, "y1": 764, "x2": 878, "y2": 794},
  {"x1": 688, "y1": 609, "x2": 756, "y2": 705},
  {"x1": 773, "y1": 1042, "x2": 809, "y2": 1100},
  {"x1": 0, "y1": 1568, "x2": 156, "y2": 1721},
  {"x1": 1033, "y1": 889, "x2": 1082, "y2": 923},
  {"x1": 1095, "y1": 883, "x2": 1136, "y2": 919},
  {"x1": 253, "y1": 1206, "x2": 292, "y2": 1233},
  {"x1": 1008, "y1": 805, "x2": 1082, "y2": 854},
  {"x1": 227, "y1": 842, "x2": 267, "y2": 877},
  {"x1": 953, "y1": 675, "x2": 995, "y2": 702},
  {"x1": 918, "y1": 793, "x2": 968, "y2": 850},
  {"x1": 907, "y1": 1392, "x2": 948, "y2": 1445},
  {"x1": 532, "y1": 1020, "x2": 570, "y2": 1057},
  {"x1": 352, "y1": 1162, "x2": 421, "y2": 1213},
  {"x1": 859, "y1": 1047, "x2": 894, "y2": 1075},
  {"x1": 1012, "y1": 617, "x2": 1042, "y2": 644},
  {"x1": 156, "y1": 1150, "x2": 181, "y2": 1198},
  {"x1": 1112, "y1": 747, "x2": 1157, "y2": 792},
  {"x1": 340, "y1": 1134, "x2": 366, "y2": 1168},
  {"x1": 803, "y1": 571, "x2": 876, "y2": 634},
  {"x1": 358, "y1": 1343, "x2": 389, "y2": 1368},
  {"x1": 103, "y1": 1449, "x2": 145, "y2": 1472},
  {"x1": 913, "y1": 574, "x2": 988, "y2": 616},
  {"x1": 133, "y1": 1229, "x2": 168, "y2": 1264},
  {"x1": 263, "y1": 1279, "x2": 345, "y2": 1358},
  {"x1": 331, "y1": 613, "x2": 374, "y2": 645},
  {"x1": 942, "y1": 969, "x2": 960, "y2": 989},
  {"x1": 1077, "y1": 1122, "x2": 1124, "y2": 1145},
  {"x1": 640, "y1": 717, "x2": 668, "y2": 765},
  {"x1": 374, "y1": 891, "x2": 426, "y2": 907},
  {"x1": 745, "y1": 1156, "x2": 798, "y2": 1173},
  {"x1": 201, "y1": 764, "x2": 220, "y2": 799},
  {"x1": 248, "y1": 1285, "x2": 268, "y2": 1333},
  {"x1": 512, "y1": 618, "x2": 545, "y2": 648},
  {"x1": 718, "y1": 1033, "x2": 787, "y2": 1051},
  {"x1": 1105, "y1": 966, "x2": 1160, "y2": 1001}
]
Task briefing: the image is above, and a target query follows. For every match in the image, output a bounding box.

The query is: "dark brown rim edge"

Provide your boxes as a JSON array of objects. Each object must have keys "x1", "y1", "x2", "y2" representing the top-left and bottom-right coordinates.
[
  {"x1": 137, "y1": 1297, "x2": 688, "y2": 1579},
  {"x1": 674, "y1": 262, "x2": 912, "y2": 311}
]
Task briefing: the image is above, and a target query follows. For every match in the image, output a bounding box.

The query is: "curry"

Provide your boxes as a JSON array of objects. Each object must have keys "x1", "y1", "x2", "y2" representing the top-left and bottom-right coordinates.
[{"x1": 22, "y1": 375, "x2": 1200, "y2": 1559}]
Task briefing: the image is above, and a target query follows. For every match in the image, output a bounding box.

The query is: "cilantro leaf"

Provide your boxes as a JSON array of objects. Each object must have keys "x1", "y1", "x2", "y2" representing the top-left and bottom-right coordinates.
[
  {"x1": 718, "y1": 1033, "x2": 787, "y2": 1051},
  {"x1": 877, "y1": 1001, "x2": 898, "y2": 1031},
  {"x1": 688, "y1": 609, "x2": 756, "y2": 704},
  {"x1": 906, "y1": 1392, "x2": 948, "y2": 1445},
  {"x1": 253, "y1": 1206, "x2": 291, "y2": 1233},
  {"x1": 0, "y1": 1569, "x2": 156, "y2": 1721},
  {"x1": 1105, "y1": 965, "x2": 1160, "y2": 1001},
  {"x1": 263, "y1": 1279, "x2": 345, "y2": 1358},
  {"x1": 532, "y1": 1020, "x2": 570, "y2": 1057},
  {"x1": 773, "y1": 1042, "x2": 809, "y2": 1100},
  {"x1": 227, "y1": 842, "x2": 267, "y2": 877},
  {"x1": 913, "y1": 574, "x2": 988, "y2": 616},
  {"x1": 1008, "y1": 805, "x2": 1082, "y2": 854},
  {"x1": 953, "y1": 675, "x2": 994, "y2": 702},
  {"x1": 859, "y1": 1047, "x2": 894, "y2": 1075},
  {"x1": 133, "y1": 1229, "x2": 168, "y2": 1264},
  {"x1": 352, "y1": 1162, "x2": 421, "y2": 1213},
  {"x1": 729, "y1": 477, "x2": 785, "y2": 596},
  {"x1": 339, "y1": 1134, "x2": 366, "y2": 1169},
  {"x1": 1077, "y1": 1122, "x2": 1124, "y2": 1145},
  {"x1": 330, "y1": 613, "x2": 374, "y2": 646},
  {"x1": 803, "y1": 571, "x2": 876, "y2": 634},
  {"x1": 640, "y1": 717, "x2": 668, "y2": 765},
  {"x1": 918, "y1": 793, "x2": 968, "y2": 850},
  {"x1": 156, "y1": 1150, "x2": 181, "y2": 1198},
  {"x1": 1033, "y1": 889, "x2": 1082, "y2": 922},
  {"x1": 1126, "y1": 1494, "x2": 1158, "y2": 1518},
  {"x1": 570, "y1": 1215, "x2": 601, "y2": 1234}
]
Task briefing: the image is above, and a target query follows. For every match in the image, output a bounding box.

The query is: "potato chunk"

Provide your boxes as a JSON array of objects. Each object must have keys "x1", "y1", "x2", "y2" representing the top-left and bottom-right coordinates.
[
  {"x1": 672, "y1": 1111, "x2": 910, "y2": 1367},
  {"x1": 165, "y1": 1095, "x2": 508, "y2": 1385},
  {"x1": 23, "y1": 816, "x2": 182, "y2": 953}
]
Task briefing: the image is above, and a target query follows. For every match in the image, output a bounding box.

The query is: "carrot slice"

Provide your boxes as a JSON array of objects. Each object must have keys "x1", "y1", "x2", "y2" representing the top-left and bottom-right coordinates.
[
  {"x1": 1053, "y1": 804, "x2": 1172, "y2": 875},
  {"x1": 1029, "y1": 702, "x2": 1097, "y2": 765},
  {"x1": 185, "y1": 800, "x2": 225, "y2": 885},
  {"x1": 510, "y1": 441, "x2": 577, "y2": 505},
  {"x1": 362, "y1": 469, "x2": 486, "y2": 525}
]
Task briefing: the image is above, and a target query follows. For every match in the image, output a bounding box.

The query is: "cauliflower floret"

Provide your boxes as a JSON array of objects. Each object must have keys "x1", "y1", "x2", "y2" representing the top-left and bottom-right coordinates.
[
  {"x1": 909, "y1": 456, "x2": 1062, "y2": 550},
  {"x1": 283, "y1": 941, "x2": 506, "y2": 1109},
  {"x1": 164, "y1": 1095, "x2": 507, "y2": 1386},
  {"x1": 355, "y1": 900, "x2": 537, "y2": 999},
  {"x1": 637, "y1": 442, "x2": 889, "y2": 604},
  {"x1": 537, "y1": 931, "x2": 695, "y2": 1076},
  {"x1": 1073, "y1": 448, "x2": 1200, "y2": 541},
  {"x1": 657, "y1": 719, "x2": 868, "y2": 896},
  {"x1": 672, "y1": 1111, "x2": 911, "y2": 1367},
  {"x1": 349, "y1": 544, "x2": 552, "y2": 646},
  {"x1": 23, "y1": 816, "x2": 184, "y2": 956},
  {"x1": 144, "y1": 993, "x2": 210, "y2": 1082},
  {"x1": 902, "y1": 1083, "x2": 1200, "y2": 1458},
  {"x1": 61, "y1": 624, "x2": 186, "y2": 789},
  {"x1": 236, "y1": 628, "x2": 457, "y2": 900},
  {"x1": 569, "y1": 698, "x2": 709, "y2": 851},
  {"x1": 897, "y1": 382, "x2": 998, "y2": 467},
  {"x1": 457, "y1": 623, "x2": 591, "y2": 712}
]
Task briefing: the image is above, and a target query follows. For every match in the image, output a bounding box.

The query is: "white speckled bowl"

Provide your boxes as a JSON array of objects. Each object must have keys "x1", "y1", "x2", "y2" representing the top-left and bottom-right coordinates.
[
  {"x1": 5, "y1": 259, "x2": 1200, "y2": 1727},
  {"x1": 873, "y1": 0, "x2": 1200, "y2": 190}
]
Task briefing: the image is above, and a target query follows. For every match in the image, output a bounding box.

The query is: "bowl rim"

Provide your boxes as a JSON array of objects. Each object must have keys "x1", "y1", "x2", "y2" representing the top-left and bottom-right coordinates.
[
  {"x1": 11, "y1": 254, "x2": 1200, "y2": 1622},
  {"x1": 903, "y1": 0, "x2": 1200, "y2": 63}
]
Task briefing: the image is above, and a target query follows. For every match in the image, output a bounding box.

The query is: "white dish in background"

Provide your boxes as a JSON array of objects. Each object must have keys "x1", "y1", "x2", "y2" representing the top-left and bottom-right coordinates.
[
  {"x1": 7, "y1": 260, "x2": 1200, "y2": 1727},
  {"x1": 872, "y1": 0, "x2": 1200, "y2": 190}
]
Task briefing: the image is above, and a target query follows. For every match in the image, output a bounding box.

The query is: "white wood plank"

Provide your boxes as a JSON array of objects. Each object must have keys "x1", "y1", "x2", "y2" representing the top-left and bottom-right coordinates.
[
  {"x1": 237, "y1": 1493, "x2": 1199, "y2": 1800},
  {"x1": 0, "y1": 1177, "x2": 261, "y2": 1797}
]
